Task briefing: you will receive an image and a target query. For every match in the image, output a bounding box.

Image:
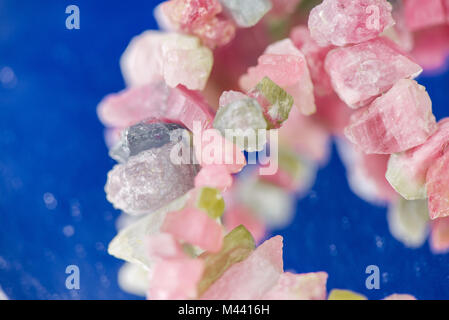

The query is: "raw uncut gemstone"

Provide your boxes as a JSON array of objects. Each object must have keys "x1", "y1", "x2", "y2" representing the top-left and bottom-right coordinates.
[
  {"x1": 98, "y1": 83, "x2": 215, "y2": 132},
  {"x1": 430, "y1": 217, "x2": 449, "y2": 254},
  {"x1": 218, "y1": 90, "x2": 248, "y2": 108},
  {"x1": 197, "y1": 225, "x2": 256, "y2": 296},
  {"x1": 290, "y1": 26, "x2": 334, "y2": 95},
  {"x1": 387, "y1": 198, "x2": 429, "y2": 248},
  {"x1": 325, "y1": 38, "x2": 423, "y2": 108},
  {"x1": 201, "y1": 236, "x2": 284, "y2": 299},
  {"x1": 411, "y1": 25, "x2": 449, "y2": 72},
  {"x1": 344, "y1": 79, "x2": 437, "y2": 154},
  {"x1": 336, "y1": 138, "x2": 396, "y2": 204},
  {"x1": 194, "y1": 165, "x2": 233, "y2": 191},
  {"x1": 109, "y1": 122, "x2": 186, "y2": 163},
  {"x1": 247, "y1": 77, "x2": 293, "y2": 129},
  {"x1": 193, "y1": 128, "x2": 247, "y2": 173},
  {"x1": 117, "y1": 262, "x2": 149, "y2": 297},
  {"x1": 120, "y1": 31, "x2": 213, "y2": 90},
  {"x1": 426, "y1": 151, "x2": 449, "y2": 220},
  {"x1": 105, "y1": 143, "x2": 198, "y2": 215},
  {"x1": 213, "y1": 97, "x2": 267, "y2": 152},
  {"x1": 403, "y1": 0, "x2": 446, "y2": 32},
  {"x1": 161, "y1": 0, "x2": 235, "y2": 48},
  {"x1": 386, "y1": 118, "x2": 449, "y2": 200},
  {"x1": 240, "y1": 39, "x2": 316, "y2": 115},
  {"x1": 223, "y1": 205, "x2": 266, "y2": 243},
  {"x1": 308, "y1": 0, "x2": 394, "y2": 47},
  {"x1": 328, "y1": 289, "x2": 367, "y2": 300},
  {"x1": 219, "y1": 0, "x2": 272, "y2": 27},
  {"x1": 262, "y1": 272, "x2": 328, "y2": 300},
  {"x1": 148, "y1": 258, "x2": 204, "y2": 300},
  {"x1": 161, "y1": 207, "x2": 223, "y2": 252},
  {"x1": 195, "y1": 187, "x2": 225, "y2": 219},
  {"x1": 108, "y1": 194, "x2": 189, "y2": 269}
]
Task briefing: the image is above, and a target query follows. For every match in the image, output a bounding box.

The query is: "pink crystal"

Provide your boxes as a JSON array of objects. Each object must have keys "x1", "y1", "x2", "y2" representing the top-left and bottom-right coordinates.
[
  {"x1": 98, "y1": 83, "x2": 214, "y2": 132},
  {"x1": 386, "y1": 118, "x2": 449, "y2": 200},
  {"x1": 223, "y1": 205, "x2": 266, "y2": 243},
  {"x1": 162, "y1": 207, "x2": 223, "y2": 252},
  {"x1": 148, "y1": 258, "x2": 204, "y2": 299},
  {"x1": 201, "y1": 236, "x2": 283, "y2": 299},
  {"x1": 161, "y1": 0, "x2": 235, "y2": 48},
  {"x1": 270, "y1": 0, "x2": 302, "y2": 15},
  {"x1": 194, "y1": 165, "x2": 233, "y2": 191},
  {"x1": 430, "y1": 217, "x2": 449, "y2": 254},
  {"x1": 403, "y1": 0, "x2": 446, "y2": 32},
  {"x1": 262, "y1": 272, "x2": 328, "y2": 300},
  {"x1": 308, "y1": 0, "x2": 394, "y2": 47},
  {"x1": 120, "y1": 31, "x2": 213, "y2": 90},
  {"x1": 325, "y1": 38, "x2": 423, "y2": 108},
  {"x1": 426, "y1": 151, "x2": 449, "y2": 220},
  {"x1": 147, "y1": 233, "x2": 185, "y2": 260},
  {"x1": 345, "y1": 79, "x2": 437, "y2": 154},
  {"x1": 240, "y1": 39, "x2": 316, "y2": 115},
  {"x1": 411, "y1": 26, "x2": 449, "y2": 72},
  {"x1": 290, "y1": 25, "x2": 334, "y2": 95}
]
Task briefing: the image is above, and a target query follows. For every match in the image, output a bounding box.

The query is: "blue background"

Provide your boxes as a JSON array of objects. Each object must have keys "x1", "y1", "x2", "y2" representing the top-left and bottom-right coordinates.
[{"x1": 0, "y1": 0, "x2": 448, "y2": 300}]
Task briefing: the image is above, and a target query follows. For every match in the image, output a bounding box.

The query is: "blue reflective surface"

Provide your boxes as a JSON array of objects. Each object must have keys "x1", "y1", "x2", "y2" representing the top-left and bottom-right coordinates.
[{"x1": 0, "y1": 0, "x2": 448, "y2": 300}]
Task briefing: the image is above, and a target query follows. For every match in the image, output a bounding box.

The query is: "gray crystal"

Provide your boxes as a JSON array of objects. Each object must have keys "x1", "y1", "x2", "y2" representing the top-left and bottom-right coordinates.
[
  {"x1": 110, "y1": 122, "x2": 185, "y2": 163},
  {"x1": 219, "y1": 0, "x2": 272, "y2": 27},
  {"x1": 105, "y1": 139, "x2": 198, "y2": 215}
]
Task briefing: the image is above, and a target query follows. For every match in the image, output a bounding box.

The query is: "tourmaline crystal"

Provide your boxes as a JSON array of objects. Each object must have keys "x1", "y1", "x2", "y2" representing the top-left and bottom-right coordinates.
[
  {"x1": 262, "y1": 272, "x2": 328, "y2": 300},
  {"x1": 148, "y1": 258, "x2": 204, "y2": 299},
  {"x1": 147, "y1": 233, "x2": 185, "y2": 260},
  {"x1": 325, "y1": 38, "x2": 423, "y2": 108},
  {"x1": 344, "y1": 79, "x2": 437, "y2": 154},
  {"x1": 240, "y1": 39, "x2": 316, "y2": 115},
  {"x1": 117, "y1": 262, "x2": 150, "y2": 296},
  {"x1": 403, "y1": 0, "x2": 447, "y2": 32},
  {"x1": 105, "y1": 142, "x2": 198, "y2": 215},
  {"x1": 201, "y1": 236, "x2": 283, "y2": 299},
  {"x1": 218, "y1": 0, "x2": 272, "y2": 27},
  {"x1": 194, "y1": 165, "x2": 233, "y2": 191},
  {"x1": 109, "y1": 122, "x2": 186, "y2": 163},
  {"x1": 430, "y1": 217, "x2": 449, "y2": 254},
  {"x1": 247, "y1": 77, "x2": 293, "y2": 129},
  {"x1": 98, "y1": 83, "x2": 214, "y2": 132},
  {"x1": 197, "y1": 225, "x2": 255, "y2": 296},
  {"x1": 161, "y1": 207, "x2": 223, "y2": 252},
  {"x1": 213, "y1": 97, "x2": 267, "y2": 152},
  {"x1": 328, "y1": 289, "x2": 367, "y2": 300},
  {"x1": 108, "y1": 194, "x2": 189, "y2": 269},
  {"x1": 120, "y1": 31, "x2": 213, "y2": 90},
  {"x1": 426, "y1": 151, "x2": 449, "y2": 220},
  {"x1": 386, "y1": 118, "x2": 449, "y2": 200},
  {"x1": 387, "y1": 198, "x2": 429, "y2": 248},
  {"x1": 195, "y1": 187, "x2": 225, "y2": 219},
  {"x1": 290, "y1": 25, "x2": 334, "y2": 95},
  {"x1": 308, "y1": 0, "x2": 394, "y2": 47},
  {"x1": 161, "y1": 0, "x2": 235, "y2": 48}
]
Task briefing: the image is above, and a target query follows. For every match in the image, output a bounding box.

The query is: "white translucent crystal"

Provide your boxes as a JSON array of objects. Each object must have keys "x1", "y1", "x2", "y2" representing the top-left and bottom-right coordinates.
[
  {"x1": 219, "y1": 0, "x2": 272, "y2": 27},
  {"x1": 118, "y1": 262, "x2": 150, "y2": 297},
  {"x1": 388, "y1": 197, "x2": 429, "y2": 248},
  {"x1": 108, "y1": 194, "x2": 189, "y2": 270}
]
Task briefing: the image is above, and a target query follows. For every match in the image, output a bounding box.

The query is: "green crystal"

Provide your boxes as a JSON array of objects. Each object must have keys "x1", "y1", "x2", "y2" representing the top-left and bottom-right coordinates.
[
  {"x1": 278, "y1": 147, "x2": 309, "y2": 182},
  {"x1": 196, "y1": 187, "x2": 225, "y2": 219},
  {"x1": 197, "y1": 225, "x2": 255, "y2": 296},
  {"x1": 253, "y1": 77, "x2": 293, "y2": 129}
]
